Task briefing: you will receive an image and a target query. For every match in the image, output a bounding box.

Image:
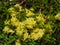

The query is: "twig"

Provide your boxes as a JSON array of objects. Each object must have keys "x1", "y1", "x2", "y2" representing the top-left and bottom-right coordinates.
[{"x1": 20, "y1": 0, "x2": 26, "y2": 5}]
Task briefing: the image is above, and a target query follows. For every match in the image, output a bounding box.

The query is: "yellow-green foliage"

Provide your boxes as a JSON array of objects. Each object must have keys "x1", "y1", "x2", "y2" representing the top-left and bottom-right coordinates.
[
  {"x1": 3, "y1": 4, "x2": 53, "y2": 45},
  {"x1": 0, "y1": 0, "x2": 60, "y2": 45}
]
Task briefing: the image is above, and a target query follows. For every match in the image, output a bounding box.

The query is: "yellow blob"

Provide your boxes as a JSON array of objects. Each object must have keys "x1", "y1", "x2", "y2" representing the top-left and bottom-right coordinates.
[
  {"x1": 30, "y1": 7, "x2": 34, "y2": 11},
  {"x1": 30, "y1": 28, "x2": 45, "y2": 40},
  {"x1": 16, "y1": 22, "x2": 25, "y2": 36},
  {"x1": 3, "y1": 26, "x2": 14, "y2": 34},
  {"x1": 23, "y1": 32, "x2": 29, "y2": 40},
  {"x1": 3, "y1": 26, "x2": 9, "y2": 33},
  {"x1": 24, "y1": 18, "x2": 36, "y2": 28},
  {"x1": 4, "y1": 20, "x2": 10, "y2": 25},
  {"x1": 15, "y1": 39, "x2": 21, "y2": 45},
  {"x1": 15, "y1": 4, "x2": 22, "y2": 11},
  {"x1": 7, "y1": 29, "x2": 14, "y2": 34},
  {"x1": 25, "y1": 8, "x2": 34, "y2": 17},
  {"x1": 55, "y1": 13, "x2": 60, "y2": 20},
  {"x1": 11, "y1": 17, "x2": 20, "y2": 27},
  {"x1": 8, "y1": 7, "x2": 15, "y2": 13},
  {"x1": 36, "y1": 14, "x2": 45, "y2": 23}
]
